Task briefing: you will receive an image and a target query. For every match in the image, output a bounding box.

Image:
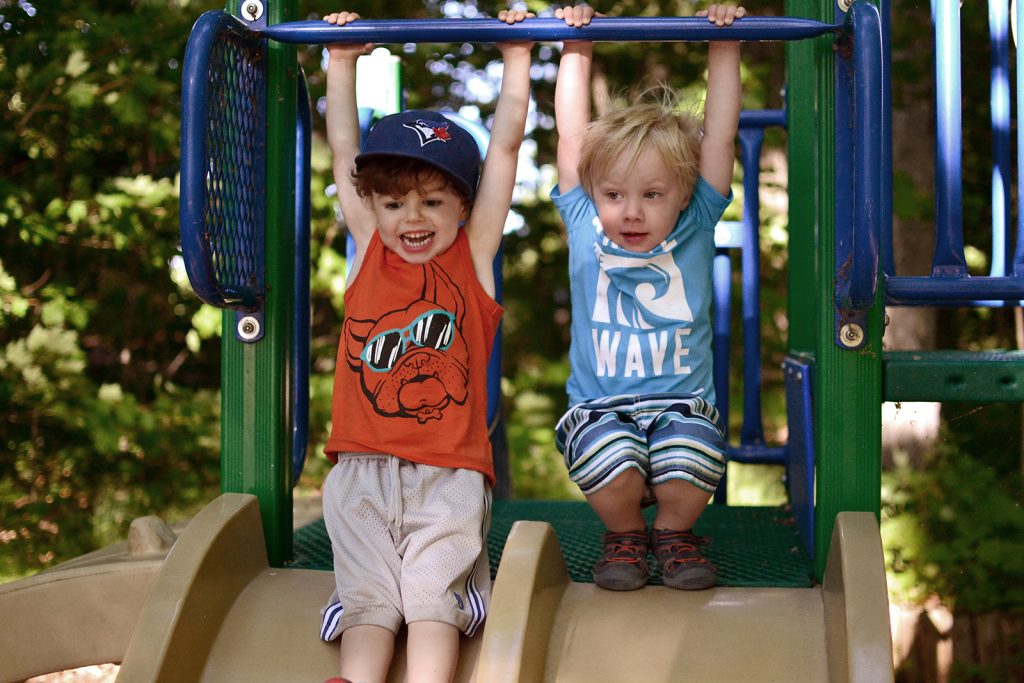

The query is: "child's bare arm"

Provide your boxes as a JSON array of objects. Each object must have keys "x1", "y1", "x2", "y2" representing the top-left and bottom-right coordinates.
[
  {"x1": 698, "y1": 4, "x2": 746, "y2": 196},
  {"x1": 323, "y1": 11, "x2": 376, "y2": 262},
  {"x1": 554, "y1": 4, "x2": 598, "y2": 194},
  {"x1": 465, "y1": 10, "x2": 534, "y2": 296}
]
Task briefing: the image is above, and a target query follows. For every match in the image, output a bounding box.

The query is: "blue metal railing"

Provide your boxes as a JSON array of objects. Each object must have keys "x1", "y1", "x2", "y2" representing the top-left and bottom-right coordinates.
[
  {"x1": 884, "y1": 0, "x2": 1024, "y2": 304},
  {"x1": 711, "y1": 110, "x2": 790, "y2": 507},
  {"x1": 293, "y1": 72, "x2": 311, "y2": 484},
  {"x1": 932, "y1": 0, "x2": 966, "y2": 278},
  {"x1": 1016, "y1": 0, "x2": 1024, "y2": 276},
  {"x1": 834, "y1": 0, "x2": 883, "y2": 315},
  {"x1": 259, "y1": 16, "x2": 838, "y2": 44},
  {"x1": 990, "y1": 0, "x2": 1011, "y2": 280},
  {"x1": 713, "y1": 109, "x2": 789, "y2": 469},
  {"x1": 184, "y1": 10, "x2": 898, "y2": 319}
]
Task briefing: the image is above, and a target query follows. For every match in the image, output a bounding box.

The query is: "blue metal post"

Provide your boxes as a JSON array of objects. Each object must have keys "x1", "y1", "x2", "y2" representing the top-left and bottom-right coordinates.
[
  {"x1": 739, "y1": 129, "x2": 766, "y2": 446},
  {"x1": 990, "y1": 0, "x2": 1011, "y2": 278},
  {"x1": 931, "y1": 0, "x2": 968, "y2": 275},
  {"x1": 1016, "y1": 0, "x2": 1024, "y2": 274},
  {"x1": 293, "y1": 74, "x2": 311, "y2": 483},
  {"x1": 881, "y1": 0, "x2": 893, "y2": 277}
]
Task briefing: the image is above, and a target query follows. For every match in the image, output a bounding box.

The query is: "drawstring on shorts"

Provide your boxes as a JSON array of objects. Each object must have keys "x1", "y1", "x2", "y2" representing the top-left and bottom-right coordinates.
[{"x1": 386, "y1": 456, "x2": 404, "y2": 535}]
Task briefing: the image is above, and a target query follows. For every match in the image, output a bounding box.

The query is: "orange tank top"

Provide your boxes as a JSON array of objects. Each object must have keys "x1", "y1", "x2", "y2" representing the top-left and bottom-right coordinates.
[{"x1": 324, "y1": 230, "x2": 502, "y2": 483}]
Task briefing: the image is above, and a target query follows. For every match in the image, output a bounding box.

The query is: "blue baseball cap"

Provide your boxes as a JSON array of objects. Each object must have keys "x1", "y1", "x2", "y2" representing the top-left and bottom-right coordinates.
[{"x1": 355, "y1": 110, "x2": 481, "y2": 200}]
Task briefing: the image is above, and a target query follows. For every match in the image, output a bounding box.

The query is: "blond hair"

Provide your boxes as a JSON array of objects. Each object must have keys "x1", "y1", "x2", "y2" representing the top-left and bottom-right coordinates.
[{"x1": 577, "y1": 86, "x2": 701, "y2": 197}]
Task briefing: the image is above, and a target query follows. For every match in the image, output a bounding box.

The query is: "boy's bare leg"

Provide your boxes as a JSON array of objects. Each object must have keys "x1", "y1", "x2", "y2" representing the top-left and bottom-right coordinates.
[
  {"x1": 652, "y1": 478, "x2": 712, "y2": 531},
  {"x1": 587, "y1": 469, "x2": 650, "y2": 590},
  {"x1": 651, "y1": 479, "x2": 716, "y2": 590},
  {"x1": 585, "y1": 468, "x2": 647, "y2": 531},
  {"x1": 339, "y1": 624, "x2": 395, "y2": 683},
  {"x1": 407, "y1": 620, "x2": 460, "y2": 683}
]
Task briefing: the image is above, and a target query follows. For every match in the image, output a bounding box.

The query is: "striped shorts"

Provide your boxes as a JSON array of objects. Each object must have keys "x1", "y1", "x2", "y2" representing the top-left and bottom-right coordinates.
[{"x1": 555, "y1": 394, "x2": 727, "y2": 495}]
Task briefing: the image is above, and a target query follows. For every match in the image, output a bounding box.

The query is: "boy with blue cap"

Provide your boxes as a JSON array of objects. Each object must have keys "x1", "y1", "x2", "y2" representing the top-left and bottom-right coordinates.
[{"x1": 317, "y1": 9, "x2": 532, "y2": 682}]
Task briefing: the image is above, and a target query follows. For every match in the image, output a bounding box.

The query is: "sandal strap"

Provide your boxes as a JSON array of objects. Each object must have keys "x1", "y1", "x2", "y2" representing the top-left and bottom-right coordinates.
[
  {"x1": 653, "y1": 529, "x2": 712, "y2": 567},
  {"x1": 598, "y1": 529, "x2": 649, "y2": 565}
]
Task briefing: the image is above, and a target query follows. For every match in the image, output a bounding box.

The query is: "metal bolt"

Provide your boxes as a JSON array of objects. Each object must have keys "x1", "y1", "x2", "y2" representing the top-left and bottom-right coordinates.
[
  {"x1": 839, "y1": 323, "x2": 864, "y2": 348},
  {"x1": 837, "y1": 0, "x2": 852, "y2": 12},
  {"x1": 237, "y1": 315, "x2": 261, "y2": 341},
  {"x1": 241, "y1": 0, "x2": 264, "y2": 21}
]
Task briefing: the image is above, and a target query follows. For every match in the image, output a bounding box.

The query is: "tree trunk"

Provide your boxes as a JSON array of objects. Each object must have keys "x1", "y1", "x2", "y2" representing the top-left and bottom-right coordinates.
[{"x1": 951, "y1": 611, "x2": 1024, "y2": 682}]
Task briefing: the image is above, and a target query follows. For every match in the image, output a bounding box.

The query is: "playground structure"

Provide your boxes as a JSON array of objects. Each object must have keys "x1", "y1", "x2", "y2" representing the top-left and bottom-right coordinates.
[{"x1": 3, "y1": 0, "x2": 1024, "y2": 680}]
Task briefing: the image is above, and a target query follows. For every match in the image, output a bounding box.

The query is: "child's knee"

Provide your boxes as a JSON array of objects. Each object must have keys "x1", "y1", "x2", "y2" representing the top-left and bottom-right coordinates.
[
  {"x1": 588, "y1": 466, "x2": 647, "y2": 499},
  {"x1": 652, "y1": 476, "x2": 716, "y2": 508}
]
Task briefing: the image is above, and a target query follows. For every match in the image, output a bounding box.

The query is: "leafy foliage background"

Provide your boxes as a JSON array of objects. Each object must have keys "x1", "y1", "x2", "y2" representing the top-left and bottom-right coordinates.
[{"x1": 2, "y1": 0, "x2": 228, "y2": 577}]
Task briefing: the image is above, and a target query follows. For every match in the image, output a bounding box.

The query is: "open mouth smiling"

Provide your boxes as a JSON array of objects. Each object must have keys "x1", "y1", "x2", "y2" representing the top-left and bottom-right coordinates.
[{"x1": 401, "y1": 231, "x2": 434, "y2": 248}]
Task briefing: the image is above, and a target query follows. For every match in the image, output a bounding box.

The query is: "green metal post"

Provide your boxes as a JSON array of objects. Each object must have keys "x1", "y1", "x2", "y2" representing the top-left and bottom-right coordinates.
[
  {"x1": 220, "y1": 0, "x2": 297, "y2": 566},
  {"x1": 787, "y1": 0, "x2": 884, "y2": 578},
  {"x1": 784, "y1": 0, "x2": 819, "y2": 357}
]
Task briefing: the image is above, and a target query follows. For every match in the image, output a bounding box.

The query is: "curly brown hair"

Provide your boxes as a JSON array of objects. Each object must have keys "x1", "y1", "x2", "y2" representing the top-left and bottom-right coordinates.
[{"x1": 352, "y1": 156, "x2": 471, "y2": 209}]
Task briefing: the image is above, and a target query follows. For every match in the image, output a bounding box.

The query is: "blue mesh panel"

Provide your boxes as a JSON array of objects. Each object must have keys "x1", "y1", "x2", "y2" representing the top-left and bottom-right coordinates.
[
  {"x1": 205, "y1": 34, "x2": 265, "y2": 302},
  {"x1": 180, "y1": 11, "x2": 265, "y2": 310}
]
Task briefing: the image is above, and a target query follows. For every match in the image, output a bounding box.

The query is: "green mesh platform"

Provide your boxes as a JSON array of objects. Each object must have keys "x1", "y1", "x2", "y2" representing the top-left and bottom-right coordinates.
[{"x1": 292, "y1": 500, "x2": 814, "y2": 588}]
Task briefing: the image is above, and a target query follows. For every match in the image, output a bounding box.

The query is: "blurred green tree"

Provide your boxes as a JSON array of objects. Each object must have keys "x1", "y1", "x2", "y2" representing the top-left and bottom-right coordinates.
[{"x1": 0, "y1": 0, "x2": 229, "y2": 578}]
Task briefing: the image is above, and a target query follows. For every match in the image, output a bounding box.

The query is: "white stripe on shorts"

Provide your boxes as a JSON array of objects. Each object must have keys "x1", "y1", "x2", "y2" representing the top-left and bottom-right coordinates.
[
  {"x1": 319, "y1": 597, "x2": 345, "y2": 642},
  {"x1": 462, "y1": 486, "x2": 491, "y2": 636}
]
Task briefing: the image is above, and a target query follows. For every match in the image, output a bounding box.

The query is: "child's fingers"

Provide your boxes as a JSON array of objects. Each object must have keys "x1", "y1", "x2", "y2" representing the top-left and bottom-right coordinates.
[
  {"x1": 721, "y1": 5, "x2": 744, "y2": 25},
  {"x1": 702, "y1": 4, "x2": 745, "y2": 26},
  {"x1": 498, "y1": 9, "x2": 535, "y2": 23},
  {"x1": 322, "y1": 10, "x2": 360, "y2": 25},
  {"x1": 556, "y1": 4, "x2": 593, "y2": 28}
]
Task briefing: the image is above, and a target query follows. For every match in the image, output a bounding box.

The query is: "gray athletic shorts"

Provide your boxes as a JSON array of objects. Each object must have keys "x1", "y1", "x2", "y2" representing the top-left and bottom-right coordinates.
[{"x1": 318, "y1": 454, "x2": 491, "y2": 640}]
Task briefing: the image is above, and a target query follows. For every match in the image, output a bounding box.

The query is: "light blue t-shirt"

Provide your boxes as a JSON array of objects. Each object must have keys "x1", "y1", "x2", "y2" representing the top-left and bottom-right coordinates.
[{"x1": 552, "y1": 178, "x2": 732, "y2": 408}]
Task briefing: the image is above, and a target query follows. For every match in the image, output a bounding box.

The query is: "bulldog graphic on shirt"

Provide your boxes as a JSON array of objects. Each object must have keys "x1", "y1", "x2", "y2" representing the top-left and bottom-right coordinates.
[{"x1": 344, "y1": 262, "x2": 469, "y2": 423}]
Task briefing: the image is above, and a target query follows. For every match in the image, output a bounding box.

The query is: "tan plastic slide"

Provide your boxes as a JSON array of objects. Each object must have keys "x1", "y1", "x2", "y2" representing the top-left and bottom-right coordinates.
[{"x1": 0, "y1": 493, "x2": 893, "y2": 682}]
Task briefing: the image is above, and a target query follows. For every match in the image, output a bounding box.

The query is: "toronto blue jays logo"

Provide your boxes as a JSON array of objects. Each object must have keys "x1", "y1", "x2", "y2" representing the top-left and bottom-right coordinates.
[{"x1": 403, "y1": 118, "x2": 453, "y2": 147}]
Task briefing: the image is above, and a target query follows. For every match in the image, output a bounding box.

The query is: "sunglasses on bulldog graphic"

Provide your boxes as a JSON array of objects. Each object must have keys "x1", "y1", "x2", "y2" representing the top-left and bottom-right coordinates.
[{"x1": 359, "y1": 309, "x2": 456, "y2": 372}]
